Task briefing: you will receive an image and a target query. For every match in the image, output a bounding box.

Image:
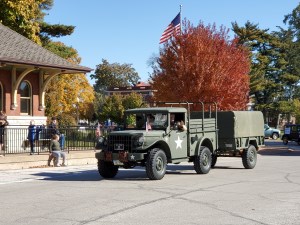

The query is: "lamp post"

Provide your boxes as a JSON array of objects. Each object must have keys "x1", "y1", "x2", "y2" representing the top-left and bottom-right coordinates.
[{"x1": 76, "y1": 97, "x2": 79, "y2": 125}]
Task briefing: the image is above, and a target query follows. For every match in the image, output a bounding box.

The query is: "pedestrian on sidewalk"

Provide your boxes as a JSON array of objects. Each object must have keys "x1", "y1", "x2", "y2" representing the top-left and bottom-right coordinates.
[
  {"x1": 27, "y1": 120, "x2": 37, "y2": 155},
  {"x1": 48, "y1": 117, "x2": 65, "y2": 150},
  {"x1": 0, "y1": 111, "x2": 9, "y2": 155},
  {"x1": 48, "y1": 134, "x2": 66, "y2": 167}
]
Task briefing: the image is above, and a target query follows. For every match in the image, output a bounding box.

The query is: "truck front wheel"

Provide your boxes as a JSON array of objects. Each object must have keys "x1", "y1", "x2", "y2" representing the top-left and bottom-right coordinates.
[
  {"x1": 194, "y1": 147, "x2": 212, "y2": 174},
  {"x1": 146, "y1": 148, "x2": 167, "y2": 180},
  {"x1": 242, "y1": 145, "x2": 257, "y2": 169},
  {"x1": 97, "y1": 160, "x2": 119, "y2": 178}
]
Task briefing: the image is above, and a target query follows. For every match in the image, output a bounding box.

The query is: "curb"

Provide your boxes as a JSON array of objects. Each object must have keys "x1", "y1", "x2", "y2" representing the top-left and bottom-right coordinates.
[{"x1": 0, "y1": 151, "x2": 97, "y2": 170}]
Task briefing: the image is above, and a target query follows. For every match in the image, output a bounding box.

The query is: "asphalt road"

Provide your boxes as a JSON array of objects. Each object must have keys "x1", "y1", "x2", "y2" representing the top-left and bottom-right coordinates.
[{"x1": 0, "y1": 140, "x2": 299, "y2": 225}]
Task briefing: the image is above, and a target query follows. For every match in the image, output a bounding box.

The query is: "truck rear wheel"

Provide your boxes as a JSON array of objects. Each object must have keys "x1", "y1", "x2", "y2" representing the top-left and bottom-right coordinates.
[
  {"x1": 146, "y1": 148, "x2": 167, "y2": 180},
  {"x1": 242, "y1": 145, "x2": 257, "y2": 169},
  {"x1": 211, "y1": 154, "x2": 217, "y2": 168},
  {"x1": 97, "y1": 160, "x2": 119, "y2": 178},
  {"x1": 194, "y1": 147, "x2": 212, "y2": 174},
  {"x1": 282, "y1": 136, "x2": 288, "y2": 145}
]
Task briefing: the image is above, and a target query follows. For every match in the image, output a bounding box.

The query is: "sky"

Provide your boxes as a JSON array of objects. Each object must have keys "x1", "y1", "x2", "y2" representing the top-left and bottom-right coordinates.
[{"x1": 45, "y1": 0, "x2": 300, "y2": 85}]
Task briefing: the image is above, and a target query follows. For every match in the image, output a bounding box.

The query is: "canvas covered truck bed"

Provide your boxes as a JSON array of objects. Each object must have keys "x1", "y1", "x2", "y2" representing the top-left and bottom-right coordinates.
[{"x1": 217, "y1": 111, "x2": 264, "y2": 150}]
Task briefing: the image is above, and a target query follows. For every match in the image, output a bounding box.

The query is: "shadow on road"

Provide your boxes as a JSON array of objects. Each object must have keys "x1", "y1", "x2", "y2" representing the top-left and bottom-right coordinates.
[{"x1": 32, "y1": 163, "x2": 247, "y2": 182}]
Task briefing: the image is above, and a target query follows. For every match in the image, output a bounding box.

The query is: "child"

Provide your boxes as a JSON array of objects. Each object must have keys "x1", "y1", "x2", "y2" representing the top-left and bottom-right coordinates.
[{"x1": 48, "y1": 134, "x2": 66, "y2": 167}]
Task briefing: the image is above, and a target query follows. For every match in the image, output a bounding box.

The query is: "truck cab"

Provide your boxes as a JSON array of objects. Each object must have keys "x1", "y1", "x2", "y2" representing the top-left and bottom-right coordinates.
[{"x1": 95, "y1": 103, "x2": 217, "y2": 180}]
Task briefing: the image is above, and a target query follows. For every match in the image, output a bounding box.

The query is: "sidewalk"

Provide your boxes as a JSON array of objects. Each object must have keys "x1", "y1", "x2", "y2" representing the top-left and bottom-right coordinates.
[{"x1": 0, "y1": 150, "x2": 97, "y2": 170}]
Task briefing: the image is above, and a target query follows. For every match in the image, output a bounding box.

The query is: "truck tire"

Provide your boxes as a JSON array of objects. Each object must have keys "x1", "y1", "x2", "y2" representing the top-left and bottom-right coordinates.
[
  {"x1": 272, "y1": 133, "x2": 279, "y2": 140},
  {"x1": 97, "y1": 160, "x2": 119, "y2": 178},
  {"x1": 242, "y1": 145, "x2": 257, "y2": 169},
  {"x1": 282, "y1": 136, "x2": 288, "y2": 145},
  {"x1": 194, "y1": 147, "x2": 212, "y2": 174},
  {"x1": 146, "y1": 148, "x2": 167, "y2": 180},
  {"x1": 211, "y1": 154, "x2": 217, "y2": 168}
]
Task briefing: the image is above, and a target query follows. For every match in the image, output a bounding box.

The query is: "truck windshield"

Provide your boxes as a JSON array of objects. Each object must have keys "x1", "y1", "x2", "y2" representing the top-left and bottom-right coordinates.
[{"x1": 125, "y1": 112, "x2": 167, "y2": 130}]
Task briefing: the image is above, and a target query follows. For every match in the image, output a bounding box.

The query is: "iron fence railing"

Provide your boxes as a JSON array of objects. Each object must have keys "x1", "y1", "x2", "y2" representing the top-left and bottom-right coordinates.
[{"x1": 0, "y1": 125, "x2": 103, "y2": 155}]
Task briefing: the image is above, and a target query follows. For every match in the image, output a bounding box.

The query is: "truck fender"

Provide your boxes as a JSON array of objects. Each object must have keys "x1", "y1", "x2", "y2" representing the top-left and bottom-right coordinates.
[
  {"x1": 146, "y1": 140, "x2": 171, "y2": 161},
  {"x1": 248, "y1": 138, "x2": 258, "y2": 150},
  {"x1": 195, "y1": 137, "x2": 214, "y2": 156}
]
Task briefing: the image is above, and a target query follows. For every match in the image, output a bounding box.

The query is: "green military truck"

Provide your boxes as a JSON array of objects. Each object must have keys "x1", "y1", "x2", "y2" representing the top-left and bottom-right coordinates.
[{"x1": 95, "y1": 102, "x2": 264, "y2": 180}]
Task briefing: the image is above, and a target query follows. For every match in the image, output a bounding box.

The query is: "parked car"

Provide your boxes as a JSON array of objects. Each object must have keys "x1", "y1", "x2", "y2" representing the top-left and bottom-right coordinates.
[
  {"x1": 264, "y1": 124, "x2": 280, "y2": 140},
  {"x1": 281, "y1": 124, "x2": 300, "y2": 145}
]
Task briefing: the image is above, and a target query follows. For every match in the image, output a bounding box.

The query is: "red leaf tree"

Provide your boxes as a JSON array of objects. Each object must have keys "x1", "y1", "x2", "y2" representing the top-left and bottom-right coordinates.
[{"x1": 150, "y1": 21, "x2": 250, "y2": 110}]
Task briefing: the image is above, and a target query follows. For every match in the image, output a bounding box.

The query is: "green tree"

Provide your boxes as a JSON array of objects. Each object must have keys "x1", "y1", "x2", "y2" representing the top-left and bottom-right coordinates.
[
  {"x1": 232, "y1": 21, "x2": 288, "y2": 118},
  {"x1": 91, "y1": 59, "x2": 140, "y2": 93},
  {"x1": 100, "y1": 94, "x2": 124, "y2": 124},
  {"x1": 100, "y1": 93, "x2": 145, "y2": 124}
]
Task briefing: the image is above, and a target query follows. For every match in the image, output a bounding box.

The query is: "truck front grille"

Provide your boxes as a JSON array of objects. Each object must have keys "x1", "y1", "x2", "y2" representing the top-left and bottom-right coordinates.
[{"x1": 107, "y1": 135, "x2": 132, "y2": 152}]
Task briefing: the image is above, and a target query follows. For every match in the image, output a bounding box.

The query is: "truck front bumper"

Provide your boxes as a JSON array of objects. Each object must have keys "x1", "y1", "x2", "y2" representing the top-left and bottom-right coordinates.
[{"x1": 95, "y1": 151, "x2": 145, "y2": 162}]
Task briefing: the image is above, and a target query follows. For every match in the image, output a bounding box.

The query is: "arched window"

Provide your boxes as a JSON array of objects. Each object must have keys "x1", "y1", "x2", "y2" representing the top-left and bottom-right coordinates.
[
  {"x1": 20, "y1": 81, "x2": 32, "y2": 115},
  {"x1": 0, "y1": 82, "x2": 3, "y2": 111}
]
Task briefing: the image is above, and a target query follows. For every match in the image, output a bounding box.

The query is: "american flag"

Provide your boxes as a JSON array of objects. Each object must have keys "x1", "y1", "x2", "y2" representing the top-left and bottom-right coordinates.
[
  {"x1": 159, "y1": 13, "x2": 181, "y2": 44},
  {"x1": 96, "y1": 122, "x2": 101, "y2": 137}
]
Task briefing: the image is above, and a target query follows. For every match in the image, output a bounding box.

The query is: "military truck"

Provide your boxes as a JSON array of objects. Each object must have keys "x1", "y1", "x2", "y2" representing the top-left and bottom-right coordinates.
[{"x1": 95, "y1": 102, "x2": 264, "y2": 180}]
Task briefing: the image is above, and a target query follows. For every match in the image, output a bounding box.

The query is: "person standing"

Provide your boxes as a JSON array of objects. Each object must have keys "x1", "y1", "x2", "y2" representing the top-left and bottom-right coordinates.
[
  {"x1": 0, "y1": 111, "x2": 9, "y2": 155},
  {"x1": 27, "y1": 120, "x2": 36, "y2": 155},
  {"x1": 48, "y1": 117, "x2": 65, "y2": 150}
]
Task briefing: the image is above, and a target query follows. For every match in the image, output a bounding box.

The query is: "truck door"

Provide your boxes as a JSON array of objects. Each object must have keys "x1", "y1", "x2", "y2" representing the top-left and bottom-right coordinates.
[{"x1": 168, "y1": 113, "x2": 188, "y2": 159}]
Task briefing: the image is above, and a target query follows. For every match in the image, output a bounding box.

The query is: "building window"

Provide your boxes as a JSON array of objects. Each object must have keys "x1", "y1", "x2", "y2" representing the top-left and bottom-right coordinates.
[
  {"x1": 19, "y1": 81, "x2": 31, "y2": 115},
  {"x1": 0, "y1": 82, "x2": 2, "y2": 111}
]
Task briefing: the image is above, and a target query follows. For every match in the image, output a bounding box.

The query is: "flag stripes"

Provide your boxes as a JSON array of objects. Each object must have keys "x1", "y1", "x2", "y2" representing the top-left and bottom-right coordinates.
[{"x1": 159, "y1": 13, "x2": 181, "y2": 44}]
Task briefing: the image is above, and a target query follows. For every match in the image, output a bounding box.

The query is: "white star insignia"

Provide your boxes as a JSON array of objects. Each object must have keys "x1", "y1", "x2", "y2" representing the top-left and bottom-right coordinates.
[
  {"x1": 130, "y1": 154, "x2": 135, "y2": 160},
  {"x1": 175, "y1": 136, "x2": 183, "y2": 149}
]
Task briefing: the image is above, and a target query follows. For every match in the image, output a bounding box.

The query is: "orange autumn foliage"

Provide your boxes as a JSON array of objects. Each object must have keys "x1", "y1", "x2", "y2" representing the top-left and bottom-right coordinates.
[{"x1": 151, "y1": 21, "x2": 250, "y2": 110}]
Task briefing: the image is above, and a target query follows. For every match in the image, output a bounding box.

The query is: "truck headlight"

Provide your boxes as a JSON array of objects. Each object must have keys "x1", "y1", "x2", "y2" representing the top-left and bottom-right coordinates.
[{"x1": 133, "y1": 135, "x2": 144, "y2": 147}]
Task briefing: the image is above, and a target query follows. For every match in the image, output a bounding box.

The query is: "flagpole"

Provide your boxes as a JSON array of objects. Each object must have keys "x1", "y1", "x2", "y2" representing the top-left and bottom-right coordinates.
[{"x1": 180, "y1": 5, "x2": 182, "y2": 34}]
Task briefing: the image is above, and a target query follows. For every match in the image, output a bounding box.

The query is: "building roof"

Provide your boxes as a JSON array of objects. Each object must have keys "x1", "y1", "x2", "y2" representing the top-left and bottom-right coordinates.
[
  {"x1": 0, "y1": 23, "x2": 92, "y2": 73},
  {"x1": 106, "y1": 85, "x2": 152, "y2": 93},
  {"x1": 135, "y1": 81, "x2": 150, "y2": 87}
]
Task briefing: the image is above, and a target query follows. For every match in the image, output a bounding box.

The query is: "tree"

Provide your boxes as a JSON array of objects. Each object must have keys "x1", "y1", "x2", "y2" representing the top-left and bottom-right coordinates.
[
  {"x1": 232, "y1": 22, "x2": 288, "y2": 112},
  {"x1": 100, "y1": 93, "x2": 145, "y2": 124},
  {"x1": 0, "y1": 0, "x2": 74, "y2": 45},
  {"x1": 150, "y1": 20, "x2": 250, "y2": 110},
  {"x1": 91, "y1": 59, "x2": 140, "y2": 93},
  {"x1": 0, "y1": 0, "x2": 46, "y2": 44},
  {"x1": 45, "y1": 42, "x2": 95, "y2": 124}
]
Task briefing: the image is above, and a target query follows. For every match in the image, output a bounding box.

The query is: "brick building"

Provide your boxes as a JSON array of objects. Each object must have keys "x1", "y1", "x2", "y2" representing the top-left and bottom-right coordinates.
[
  {"x1": 105, "y1": 81, "x2": 155, "y2": 104},
  {"x1": 0, "y1": 23, "x2": 92, "y2": 126}
]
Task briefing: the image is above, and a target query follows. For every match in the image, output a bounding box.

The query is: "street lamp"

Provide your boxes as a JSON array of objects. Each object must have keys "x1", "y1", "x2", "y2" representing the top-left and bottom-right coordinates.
[{"x1": 76, "y1": 97, "x2": 79, "y2": 125}]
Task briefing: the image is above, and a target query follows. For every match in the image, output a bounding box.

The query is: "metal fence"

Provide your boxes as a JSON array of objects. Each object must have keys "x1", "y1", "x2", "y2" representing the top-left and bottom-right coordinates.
[{"x1": 1, "y1": 125, "x2": 100, "y2": 155}]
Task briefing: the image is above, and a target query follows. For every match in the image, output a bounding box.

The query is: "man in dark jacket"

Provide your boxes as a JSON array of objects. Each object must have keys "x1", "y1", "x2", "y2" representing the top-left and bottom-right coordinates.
[
  {"x1": 48, "y1": 117, "x2": 65, "y2": 150},
  {"x1": 27, "y1": 120, "x2": 36, "y2": 155}
]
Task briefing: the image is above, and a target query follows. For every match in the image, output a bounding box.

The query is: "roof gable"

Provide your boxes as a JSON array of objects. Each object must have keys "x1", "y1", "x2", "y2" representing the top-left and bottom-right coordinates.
[{"x1": 0, "y1": 23, "x2": 92, "y2": 73}]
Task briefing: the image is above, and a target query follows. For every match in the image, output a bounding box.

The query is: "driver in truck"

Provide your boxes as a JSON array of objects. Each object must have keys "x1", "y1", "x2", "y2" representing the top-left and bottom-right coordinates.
[{"x1": 170, "y1": 113, "x2": 187, "y2": 131}]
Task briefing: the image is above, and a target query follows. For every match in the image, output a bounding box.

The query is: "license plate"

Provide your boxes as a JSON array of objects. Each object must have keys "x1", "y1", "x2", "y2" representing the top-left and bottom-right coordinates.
[
  {"x1": 114, "y1": 143, "x2": 124, "y2": 150},
  {"x1": 113, "y1": 160, "x2": 123, "y2": 166}
]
